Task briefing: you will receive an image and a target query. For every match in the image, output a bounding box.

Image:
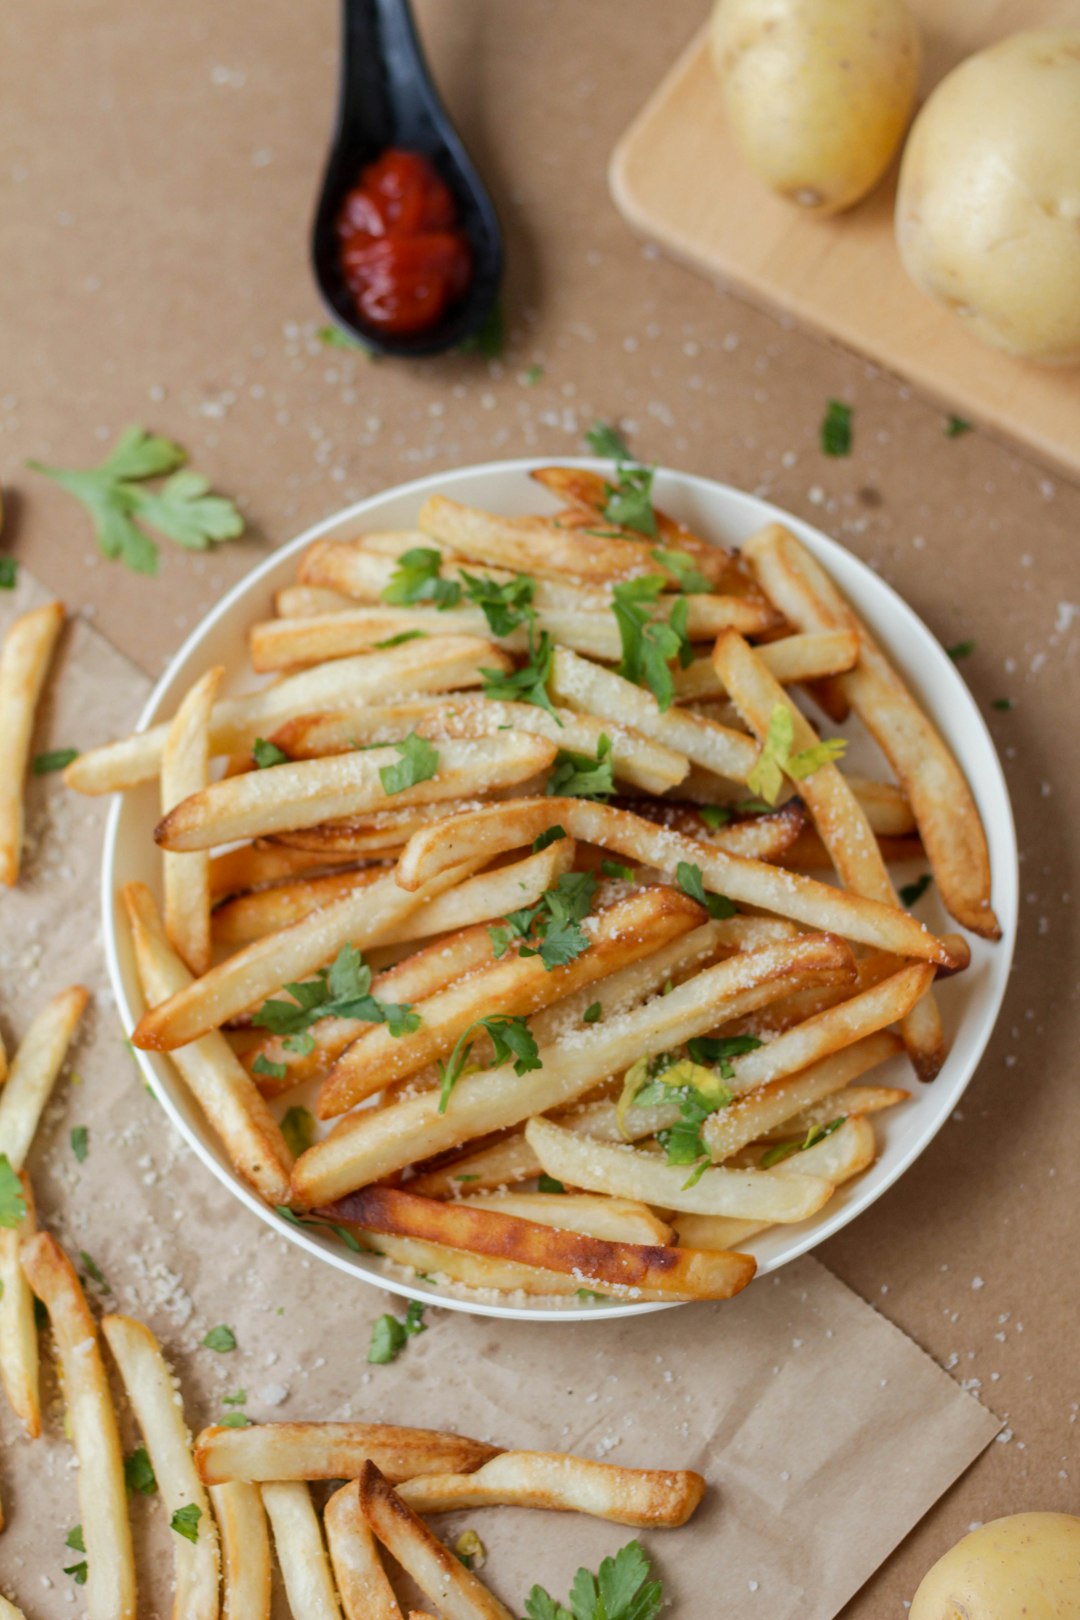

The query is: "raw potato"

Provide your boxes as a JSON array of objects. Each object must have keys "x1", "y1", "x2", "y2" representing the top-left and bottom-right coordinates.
[
  {"x1": 896, "y1": 31, "x2": 1080, "y2": 363},
  {"x1": 710, "y1": 0, "x2": 920, "y2": 214},
  {"x1": 910, "y1": 1513, "x2": 1080, "y2": 1619}
]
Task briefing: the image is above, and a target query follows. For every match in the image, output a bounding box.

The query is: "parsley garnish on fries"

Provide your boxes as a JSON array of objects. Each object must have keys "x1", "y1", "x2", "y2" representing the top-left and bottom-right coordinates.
[
  {"x1": 253, "y1": 944, "x2": 421, "y2": 1042},
  {"x1": 0, "y1": 1156, "x2": 27, "y2": 1227},
  {"x1": 489, "y1": 870, "x2": 598, "y2": 971},
  {"x1": 548, "y1": 735, "x2": 614, "y2": 799},
  {"x1": 526, "y1": 1538, "x2": 663, "y2": 1620},
  {"x1": 437, "y1": 1014, "x2": 540, "y2": 1112},
  {"x1": 381, "y1": 546, "x2": 462, "y2": 608},
  {"x1": 611, "y1": 574, "x2": 693, "y2": 712},
  {"x1": 747, "y1": 703, "x2": 847, "y2": 804},
  {"x1": 379, "y1": 732, "x2": 439, "y2": 794}
]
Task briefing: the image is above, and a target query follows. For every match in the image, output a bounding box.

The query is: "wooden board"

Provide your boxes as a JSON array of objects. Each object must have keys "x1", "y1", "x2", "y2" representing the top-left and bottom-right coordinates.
[{"x1": 610, "y1": 3, "x2": 1080, "y2": 480}]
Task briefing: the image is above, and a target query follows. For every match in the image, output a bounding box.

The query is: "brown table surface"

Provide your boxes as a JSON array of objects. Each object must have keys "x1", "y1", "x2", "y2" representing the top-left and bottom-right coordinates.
[{"x1": 2, "y1": 0, "x2": 1078, "y2": 1609}]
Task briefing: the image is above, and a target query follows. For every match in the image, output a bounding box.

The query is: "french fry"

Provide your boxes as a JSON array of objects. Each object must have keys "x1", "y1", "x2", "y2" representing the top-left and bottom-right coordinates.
[
  {"x1": 0, "y1": 599, "x2": 65, "y2": 886},
  {"x1": 156, "y1": 734, "x2": 557, "y2": 852},
  {"x1": 162, "y1": 665, "x2": 222, "y2": 974},
  {"x1": 276, "y1": 583, "x2": 358, "y2": 616},
  {"x1": 209, "y1": 1481, "x2": 272, "y2": 1620},
  {"x1": 272, "y1": 697, "x2": 689, "y2": 796},
  {"x1": 209, "y1": 841, "x2": 362, "y2": 900},
  {"x1": 672, "y1": 631, "x2": 860, "y2": 698},
  {"x1": 321, "y1": 1186, "x2": 758, "y2": 1299},
  {"x1": 245, "y1": 921, "x2": 502, "y2": 1091},
  {"x1": 65, "y1": 637, "x2": 511, "y2": 795},
  {"x1": 395, "y1": 798, "x2": 966, "y2": 969},
  {"x1": 713, "y1": 629, "x2": 945, "y2": 1079},
  {"x1": 20, "y1": 1235, "x2": 136, "y2": 1620},
  {"x1": 743, "y1": 523, "x2": 999, "y2": 937},
  {"x1": 676, "y1": 1116, "x2": 878, "y2": 1249},
  {"x1": 261, "y1": 1482, "x2": 343, "y2": 1620},
  {"x1": 131, "y1": 853, "x2": 487, "y2": 1052},
  {"x1": 615, "y1": 797, "x2": 807, "y2": 862},
  {"x1": 212, "y1": 866, "x2": 389, "y2": 949},
  {"x1": 124, "y1": 884, "x2": 294, "y2": 1203},
  {"x1": 360, "y1": 1461, "x2": 516, "y2": 1620},
  {"x1": 266, "y1": 802, "x2": 467, "y2": 857},
  {"x1": 398, "y1": 1451, "x2": 705, "y2": 1528},
  {"x1": 780, "y1": 828, "x2": 923, "y2": 871},
  {"x1": 0, "y1": 1171, "x2": 39, "y2": 1437},
  {"x1": 101, "y1": 1315, "x2": 219, "y2": 1620},
  {"x1": 325, "y1": 1481, "x2": 404, "y2": 1620},
  {"x1": 0, "y1": 1597, "x2": 27, "y2": 1619},
  {"x1": 524, "y1": 1119, "x2": 833, "y2": 1221},
  {"x1": 195, "y1": 1421, "x2": 500, "y2": 1485},
  {"x1": 843, "y1": 776, "x2": 917, "y2": 838},
  {"x1": 461, "y1": 1192, "x2": 674, "y2": 1246},
  {"x1": 289, "y1": 934, "x2": 854, "y2": 1205},
  {"x1": 318, "y1": 884, "x2": 704, "y2": 1117},
  {"x1": 0, "y1": 984, "x2": 88, "y2": 1169},
  {"x1": 551, "y1": 647, "x2": 759, "y2": 783},
  {"x1": 759, "y1": 1082, "x2": 908, "y2": 1138}
]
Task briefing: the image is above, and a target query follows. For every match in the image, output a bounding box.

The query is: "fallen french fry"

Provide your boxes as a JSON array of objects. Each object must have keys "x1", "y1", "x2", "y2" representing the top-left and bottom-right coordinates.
[
  {"x1": 743, "y1": 523, "x2": 999, "y2": 938},
  {"x1": 101, "y1": 1314, "x2": 219, "y2": 1620},
  {"x1": 156, "y1": 733, "x2": 557, "y2": 851},
  {"x1": 289, "y1": 933, "x2": 853, "y2": 1205},
  {"x1": 318, "y1": 884, "x2": 704, "y2": 1117},
  {"x1": 461, "y1": 1192, "x2": 674, "y2": 1246},
  {"x1": 20, "y1": 1234, "x2": 136, "y2": 1620},
  {"x1": 0, "y1": 1171, "x2": 39, "y2": 1437},
  {"x1": 195, "y1": 1421, "x2": 500, "y2": 1485},
  {"x1": 325, "y1": 1480, "x2": 404, "y2": 1620},
  {"x1": 0, "y1": 984, "x2": 88, "y2": 1169},
  {"x1": 360, "y1": 1461, "x2": 515, "y2": 1620},
  {"x1": 65, "y1": 636, "x2": 511, "y2": 795},
  {"x1": 324, "y1": 1186, "x2": 757, "y2": 1299},
  {"x1": 394, "y1": 797, "x2": 966, "y2": 969},
  {"x1": 209, "y1": 1481, "x2": 271, "y2": 1620},
  {"x1": 261, "y1": 1482, "x2": 343, "y2": 1620},
  {"x1": 0, "y1": 599, "x2": 65, "y2": 886},
  {"x1": 162, "y1": 665, "x2": 222, "y2": 975},
  {"x1": 124, "y1": 884, "x2": 294, "y2": 1203},
  {"x1": 397, "y1": 1451, "x2": 705, "y2": 1528}
]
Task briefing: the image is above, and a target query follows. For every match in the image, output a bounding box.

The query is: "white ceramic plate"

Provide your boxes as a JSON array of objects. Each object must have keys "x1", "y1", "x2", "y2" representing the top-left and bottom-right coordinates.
[{"x1": 102, "y1": 460, "x2": 1018, "y2": 1322}]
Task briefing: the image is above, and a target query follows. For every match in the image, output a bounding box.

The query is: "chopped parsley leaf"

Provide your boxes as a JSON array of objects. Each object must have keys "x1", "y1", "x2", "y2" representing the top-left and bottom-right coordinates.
[
  {"x1": 899, "y1": 873, "x2": 933, "y2": 908},
  {"x1": 381, "y1": 546, "x2": 462, "y2": 610},
  {"x1": 0, "y1": 557, "x2": 17, "y2": 589},
  {"x1": 992, "y1": 697, "x2": 1013, "y2": 712},
  {"x1": 537, "y1": 1173, "x2": 566, "y2": 1194},
  {"x1": 761, "y1": 1116, "x2": 845, "y2": 1168},
  {"x1": 522, "y1": 364, "x2": 544, "y2": 386},
  {"x1": 124, "y1": 1446, "x2": 157, "y2": 1496},
  {"x1": 583, "y1": 1001, "x2": 602, "y2": 1025},
  {"x1": 70, "y1": 1125, "x2": 89, "y2": 1163},
  {"x1": 281, "y1": 1105, "x2": 315, "y2": 1157},
  {"x1": 489, "y1": 871, "x2": 598, "y2": 973},
  {"x1": 460, "y1": 569, "x2": 535, "y2": 636},
  {"x1": 746, "y1": 703, "x2": 846, "y2": 805},
  {"x1": 820, "y1": 399, "x2": 853, "y2": 457},
  {"x1": 611, "y1": 574, "x2": 692, "y2": 711},
  {"x1": 79, "y1": 1251, "x2": 108, "y2": 1290},
  {"x1": 368, "y1": 1299, "x2": 425, "y2": 1364},
  {"x1": 253, "y1": 945, "x2": 421, "y2": 1042},
  {"x1": 372, "y1": 628, "x2": 427, "y2": 649},
  {"x1": 170, "y1": 1503, "x2": 202, "y2": 1543},
  {"x1": 945, "y1": 415, "x2": 973, "y2": 438},
  {"x1": 547, "y1": 734, "x2": 614, "y2": 800},
  {"x1": 252, "y1": 1053, "x2": 288, "y2": 1080},
  {"x1": 525, "y1": 1538, "x2": 663, "y2": 1620},
  {"x1": 379, "y1": 731, "x2": 439, "y2": 795},
  {"x1": 698, "y1": 805, "x2": 732, "y2": 829},
  {"x1": 202, "y1": 1324, "x2": 237, "y2": 1353},
  {"x1": 675, "y1": 861, "x2": 735, "y2": 919},
  {"x1": 600, "y1": 859, "x2": 635, "y2": 882},
  {"x1": 947, "y1": 639, "x2": 975, "y2": 661},
  {"x1": 584, "y1": 422, "x2": 631, "y2": 461},
  {"x1": 438, "y1": 1014, "x2": 540, "y2": 1112},
  {"x1": 652, "y1": 547, "x2": 710, "y2": 593},
  {"x1": 531, "y1": 825, "x2": 567, "y2": 853},
  {"x1": 253, "y1": 737, "x2": 288, "y2": 768},
  {"x1": 0, "y1": 1156, "x2": 27, "y2": 1228},
  {"x1": 33, "y1": 748, "x2": 78, "y2": 775}
]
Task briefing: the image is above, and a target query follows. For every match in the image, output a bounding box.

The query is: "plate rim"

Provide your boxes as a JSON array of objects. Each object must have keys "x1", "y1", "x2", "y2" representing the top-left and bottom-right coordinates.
[{"x1": 101, "y1": 456, "x2": 1019, "y2": 1323}]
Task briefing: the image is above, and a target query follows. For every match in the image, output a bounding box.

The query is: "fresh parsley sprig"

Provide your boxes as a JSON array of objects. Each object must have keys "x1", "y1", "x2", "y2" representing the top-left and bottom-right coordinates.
[
  {"x1": 525, "y1": 1538, "x2": 663, "y2": 1620},
  {"x1": 29, "y1": 427, "x2": 243, "y2": 577},
  {"x1": 460, "y1": 569, "x2": 535, "y2": 635},
  {"x1": 547, "y1": 734, "x2": 614, "y2": 800},
  {"x1": 489, "y1": 871, "x2": 598, "y2": 971},
  {"x1": 252, "y1": 945, "x2": 421, "y2": 1045},
  {"x1": 480, "y1": 619, "x2": 561, "y2": 721},
  {"x1": 821, "y1": 400, "x2": 853, "y2": 457},
  {"x1": 379, "y1": 732, "x2": 439, "y2": 795},
  {"x1": 675, "y1": 861, "x2": 735, "y2": 919},
  {"x1": 381, "y1": 546, "x2": 462, "y2": 609},
  {"x1": 611, "y1": 575, "x2": 693, "y2": 712},
  {"x1": 584, "y1": 421, "x2": 660, "y2": 538},
  {"x1": 437, "y1": 1014, "x2": 540, "y2": 1112},
  {"x1": 368, "y1": 1299, "x2": 426, "y2": 1364},
  {"x1": 746, "y1": 704, "x2": 847, "y2": 805},
  {"x1": 0, "y1": 1155, "x2": 27, "y2": 1228}
]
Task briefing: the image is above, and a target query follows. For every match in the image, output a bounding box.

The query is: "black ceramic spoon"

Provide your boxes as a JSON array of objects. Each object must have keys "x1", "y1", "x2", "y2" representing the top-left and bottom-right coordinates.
[{"x1": 311, "y1": 0, "x2": 503, "y2": 358}]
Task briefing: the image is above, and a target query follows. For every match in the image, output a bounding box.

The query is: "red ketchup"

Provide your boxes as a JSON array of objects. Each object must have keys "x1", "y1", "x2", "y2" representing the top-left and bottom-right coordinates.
[{"x1": 336, "y1": 150, "x2": 473, "y2": 336}]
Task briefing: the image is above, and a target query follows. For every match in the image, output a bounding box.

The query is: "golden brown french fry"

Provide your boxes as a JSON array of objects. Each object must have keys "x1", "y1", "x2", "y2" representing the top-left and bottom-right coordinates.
[
  {"x1": 209, "y1": 841, "x2": 363, "y2": 900},
  {"x1": 524, "y1": 1119, "x2": 832, "y2": 1221},
  {"x1": 461, "y1": 1192, "x2": 674, "y2": 1246},
  {"x1": 195, "y1": 1422, "x2": 500, "y2": 1485},
  {"x1": 325, "y1": 1481, "x2": 404, "y2": 1620},
  {"x1": 0, "y1": 600, "x2": 65, "y2": 886},
  {"x1": 0, "y1": 1171, "x2": 39, "y2": 1437},
  {"x1": 677, "y1": 1116, "x2": 878, "y2": 1249},
  {"x1": 290, "y1": 934, "x2": 853, "y2": 1205},
  {"x1": 131, "y1": 853, "x2": 485, "y2": 1052},
  {"x1": 209, "y1": 1482, "x2": 271, "y2": 1620},
  {"x1": 276, "y1": 584, "x2": 358, "y2": 616},
  {"x1": 360, "y1": 1461, "x2": 515, "y2": 1620},
  {"x1": 124, "y1": 883, "x2": 294, "y2": 1202},
  {"x1": 322, "y1": 1186, "x2": 758, "y2": 1300},
  {"x1": 616, "y1": 797, "x2": 807, "y2": 862},
  {"x1": 551, "y1": 647, "x2": 759, "y2": 783},
  {"x1": 0, "y1": 984, "x2": 88, "y2": 1169},
  {"x1": 843, "y1": 776, "x2": 917, "y2": 838},
  {"x1": 398, "y1": 1451, "x2": 705, "y2": 1528},
  {"x1": 212, "y1": 866, "x2": 389, "y2": 949},
  {"x1": 265, "y1": 803, "x2": 463, "y2": 857},
  {"x1": 318, "y1": 884, "x2": 704, "y2": 1117},
  {"x1": 156, "y1": 734, "x2": 557, "y2": 852},
  {"x1": 758, "y1": 1082, "x2": 909, "y2": 1139},
  {"x1": 20, "y1": 1235, "x2": 136, "y2": 1620},
  {"x1": 363, "y1": 1228, "x2": 674, "y2": 1299},
  {"x1": 261, "y1": 1482, "x2": 343, "y2": 1620},
  {"x1": 743, "y1": 523, "x2": 999, "y2": 938},
  {"x1": 162, "y1": 666, "x2": 222, "y2": 975},
  {"x1": 780, "y1": 828, "x2": 923, "y2": 870},
  {"x1": 713, "y1": 628, "x2": 945, "y2": 1079},
  {"x1": 674, "y1": 631, "x2": 860, "y2": 699},
  {"x1": 245, "y1": 921, "x2": 501, "y2": 1092},
  {"x1": 395, "y1": 798, "x2": 966, "y2": 969},
  {"x1": 101, "y1": 1315, "x2": 219, "y2": 1620},
  {"x1": 65, "y1": 637, "x2": 511, "y2": 795}
]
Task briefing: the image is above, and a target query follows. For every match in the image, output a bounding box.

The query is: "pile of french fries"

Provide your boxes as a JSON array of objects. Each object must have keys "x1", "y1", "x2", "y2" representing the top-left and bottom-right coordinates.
[
  {"x1": 7, "y1": 1228, "x2": 705, "y2": 1619},
  {"x1": 66, "y1": 467, "x2": 999, "y2": 1306}
]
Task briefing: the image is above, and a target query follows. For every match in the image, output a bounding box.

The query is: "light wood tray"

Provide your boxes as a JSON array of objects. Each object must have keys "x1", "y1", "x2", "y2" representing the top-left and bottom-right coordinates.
[{"x1": 610, "y1": 4, "x2": 1079, "y2": 479}]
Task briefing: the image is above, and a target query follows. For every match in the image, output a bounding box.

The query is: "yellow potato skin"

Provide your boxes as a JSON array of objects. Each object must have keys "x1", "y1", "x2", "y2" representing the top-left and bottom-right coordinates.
[
  {"x1": 911, "y1": 1513, "x2": 1080, "y2": 1619},
  {"x1": 896, "y1": 30, "x2": 1080, "y2": 364},
  {"x1": 710, "y1": 0, "x2": 920, "y2": 215}
]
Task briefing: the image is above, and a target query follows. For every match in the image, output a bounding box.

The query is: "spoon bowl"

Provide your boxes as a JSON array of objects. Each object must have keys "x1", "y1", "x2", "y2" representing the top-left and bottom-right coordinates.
[{"x1": 312, "y1": 0, "x2": 503, "y2": 358}]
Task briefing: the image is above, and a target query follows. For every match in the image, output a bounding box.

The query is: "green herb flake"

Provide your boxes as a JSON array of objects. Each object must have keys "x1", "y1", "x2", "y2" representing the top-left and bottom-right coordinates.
[
  {"x1": 253, "y1": 737, "x2": 289, "y2": 768},
  {"x1": 479, "y1": 623, "x2": 559, "y2": 719},
  {"x1": 368, "y1": 1313, "x2": 407, "y2": 1364},
  {"x1": 461, "y1": 569, "x2": 535, "y2": 636},
  {"x1": 992, "y1": 697, "x2": 1013, "y2": 712},
  {"x1": 945, "y1": 415, "x2": 973, "y2": 438},
  {"x1": 64, "y1": 1561, "x2": 88, "y2": 1586},
  {"x1": 537, "y1": 1173, "x2": 566, "y2": 1194},
  {"x1": 531, "y1": 825, "x2": 567, "y2": 853},
  {"x1": 202, "y1": 1324, "x2": 237, "y2": 1353},
  {"x1": 438, "y1": 1014, "x2": 540, "y2": 1113},
  {"x1": 372, "y1": 628, "x2": 428, "y2": 649},
  {"x1": 761, "y1": 1116, "x2": 845, "y2": 1168},
  {"x1": 603, "y1": 464, "x2": 657, "y2": 537},
  {"x1": 281, "y1": 1105, "x2": 315, "y2": 1158},
  {"x1": 379, "y1": 731, "x2": 439, "y2": 796},
  {"x1": 381, "y1": 546, "x2": 462, "y2": 610},
  {"x1": 675, "y1": 861, "x2": 735, "y2": 919},
  {"x1": 525, "y1": 1539, "x2": 663, "y2": 1620},
  {"x1": 124, "y1": 1446, "x2": 157, "y2": 1496},
  {"x1": 947, "y1": 639, "x2": 975, "y2": 661},
  {"x1": 698, "y1": 805, "x2": 732, "y2": 830},
  {"x1": 611, "y1": 574, "x2": 692, "y2": 712},
  {"x1": 899, "y1": 873, "x2": 933, "y2": 908},
  {"x1": 319, "y1": 324, "x2": 372, "y2": 353},
  {"x1": 600, "y1": 859, "x2": 635, "y2": 882},
  {"x1": 652, "y1": 547, "x2": 710, "y2": 594},
  {"x1": 252, "y1": 1053, "x2": 288, "y2": 1081},
  {"x1": 219, "y1": 1411, "x2": 251, "y2": 1428},
  {"x1": 746, "y1": 703, "x2": 846, "y2": 805},
  {"x1": 29, "y1": 426, "x2": 244, "y2": 576},
  {"x1": 584, "y1": 422, "x2": 631, "y2": 461},
  {"x1": 253, "y1": 945, "x2": 420, "y2": 1045},
  {"x1": 0, "y1": 557, "x2": 17, "y2": 589},
  {"x1": 66, "y1": 1524, "x2": 86, "y2": 1552},
  {"x1": 70, "y1": 1125, "x2": 89, "y2": 1163},
  {"x1": 79, "y1": 1251, "x2": 108, "y2": 1290},
  {"x1": 170, "y1": 1503, "x2": 202, "y2": 1544},
  {"x1": 548, "y1": 734, "x2": 614, "y2": 800},
  {"x1": 0, "y1": 1156, "x2": 27, "y2": 1229},
  {"x1": 582, "y1": 1002, "x2": 602, "y2": 1025},
  {"x1": 33, "y1": 748, "x2": 78, "y2": 775},
  {"x1": 820, "y1": 399, "x2": 853, "y2": 457},
  {"x1": 521, "y1": 364, "x2": 544, "y2": 386}
]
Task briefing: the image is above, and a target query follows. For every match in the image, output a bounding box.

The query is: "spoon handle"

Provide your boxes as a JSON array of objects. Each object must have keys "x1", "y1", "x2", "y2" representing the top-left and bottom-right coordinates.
[{"x1": 338, "y1": 0, "x2": 444, "y2": 155}]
